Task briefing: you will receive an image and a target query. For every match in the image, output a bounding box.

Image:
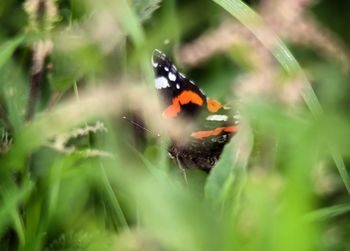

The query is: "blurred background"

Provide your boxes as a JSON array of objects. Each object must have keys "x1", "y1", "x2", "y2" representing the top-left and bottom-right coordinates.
[{"x1": 0, "y1": 0, "x2": 350, "y2": 250}]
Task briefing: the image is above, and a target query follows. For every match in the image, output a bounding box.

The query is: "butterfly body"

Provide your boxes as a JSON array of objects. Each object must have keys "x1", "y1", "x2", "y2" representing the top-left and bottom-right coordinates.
[{"x1": 152, "y1": 50, "x2": 238, "y2": 171}]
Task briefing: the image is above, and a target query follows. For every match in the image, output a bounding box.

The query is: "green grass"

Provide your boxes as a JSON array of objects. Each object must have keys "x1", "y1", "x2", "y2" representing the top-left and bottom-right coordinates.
[{"x1": 1, "y1": 0, "x2": 350, "y2": 250}]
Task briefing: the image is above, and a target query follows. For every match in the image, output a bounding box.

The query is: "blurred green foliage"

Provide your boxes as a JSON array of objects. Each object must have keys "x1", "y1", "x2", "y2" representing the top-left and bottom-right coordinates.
[{"x1": 0, "y1": 0, "x2": 350, "y2": 251}]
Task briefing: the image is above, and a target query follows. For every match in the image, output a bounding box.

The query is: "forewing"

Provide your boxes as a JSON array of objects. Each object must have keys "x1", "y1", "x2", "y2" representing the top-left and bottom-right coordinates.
[{"x1": 152, "y1": 50, "x2": 207, "y2": 119}]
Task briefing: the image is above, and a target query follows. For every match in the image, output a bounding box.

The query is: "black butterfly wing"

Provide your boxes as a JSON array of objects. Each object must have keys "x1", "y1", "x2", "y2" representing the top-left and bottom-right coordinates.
[{"x1": 152, "y1": 49, "x2": 207, "y2": 119}]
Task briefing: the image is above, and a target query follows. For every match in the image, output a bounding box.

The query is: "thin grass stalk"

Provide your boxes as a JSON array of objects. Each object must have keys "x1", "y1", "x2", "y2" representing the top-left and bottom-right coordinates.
[{"x1": 211, "y1": 0, "x2": 350, "y2": 195}]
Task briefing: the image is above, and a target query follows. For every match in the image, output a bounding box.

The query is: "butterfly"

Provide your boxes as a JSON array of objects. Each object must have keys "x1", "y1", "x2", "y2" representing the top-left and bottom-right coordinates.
[{"x1": 152, "y1": 49, "x2": 239, "y2": 172}]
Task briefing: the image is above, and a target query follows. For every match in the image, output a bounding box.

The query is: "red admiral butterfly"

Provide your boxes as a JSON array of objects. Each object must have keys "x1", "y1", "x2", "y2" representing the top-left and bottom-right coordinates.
[{"x1": 152, "y1": 49, "x2": 239, "y2": 172}]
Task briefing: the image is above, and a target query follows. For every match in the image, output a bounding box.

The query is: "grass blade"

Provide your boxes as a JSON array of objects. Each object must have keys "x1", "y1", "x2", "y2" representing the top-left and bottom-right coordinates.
[
  {"x1": 211, "y1": 0, "x2": 350, "y2": 194},
  {"x1": 205, "y1": 122, "x2": 253, "y2": 212},
  {"x1": 306, "y1": 203, "x2": 350, "y2": 222},
  {"x1": 0, "y1": 181, "x2": 33, "y2": 237}
]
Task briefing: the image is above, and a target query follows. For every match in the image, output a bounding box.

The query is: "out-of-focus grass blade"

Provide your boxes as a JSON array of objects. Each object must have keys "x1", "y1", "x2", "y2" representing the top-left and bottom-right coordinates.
[
  {"x1": 0, "y1": 35, "x2": 24, "y2": 70},
  {"x1": 205, "y1": 122, "x2": 253, "y2": 212},
  {"x1": 98, "y1": 163, "x2": 129, "y2": 229},
  {"x1": 11, "y1": 209, "x2": 25, "y2": 250},
  {"x1": 306, "y1": 203, "x2": 350, "y2": 222},
  {"x1": 0, "y1": 35, "x2": 27, "y2": 133},
  {"x1": 124, "y1": 172, "x2": 227, "y2": 251},
  {"x1": 116, "y1": 0, "x2": 145, "y2": 47},
  {"x1": 205, "y1": 138, "x2": 236, "y2": 204},
  {"x1": 114, "y1": 0, "x2": 154, "y2": 82},
  {"x1": 211, "y1": 0, "x2": 302, "y2": 76},
  {"x1": 0, "y1": 181, "x2": 33, "y2": 237},
  {"x1": 47, "y1": 155, "x2": 78, "y2": 219},
  {"x1": 211, "y1": 0, "x2": 350, "y2": 195}
]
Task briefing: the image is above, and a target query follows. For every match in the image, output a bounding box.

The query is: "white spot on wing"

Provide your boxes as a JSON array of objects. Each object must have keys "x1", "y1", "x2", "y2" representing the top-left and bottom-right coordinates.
[
  {"x1": 168, "y1": 72, "x2": 176, "y2": 81},
  {"x1": 179, "y1": 73, "x2": 185, "y2": 78},
  {"x1": 176, "y1": 83, "x2": 180, "y2": 89},
  {"x1": 233, "y1": 114, "x2": 240, "y2": 119},
  {"x1": 164, "y1": 66, "x2": 169, "y2": 71},
  {"x1": 206, "y1": 115, "x2": 228, "y2": 121},
  {"x1": 155, "y1": 76, "x2": 170, "y2": 89}
]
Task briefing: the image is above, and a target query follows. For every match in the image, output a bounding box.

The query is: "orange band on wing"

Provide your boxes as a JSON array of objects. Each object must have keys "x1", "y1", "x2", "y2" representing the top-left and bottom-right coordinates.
[
  {"x1": 163, "y1": 91, "x2": 204, "y2": 118},
  {"x1": 207, "y1": 98, "x2": 222, "y2": 112},
  {"x1": 191, "y1": 126, "x2": 239, "y2": 139}
]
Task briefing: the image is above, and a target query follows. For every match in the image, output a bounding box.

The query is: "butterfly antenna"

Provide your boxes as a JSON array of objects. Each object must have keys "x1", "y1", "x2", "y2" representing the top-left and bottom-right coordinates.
[{"x1": 122, "y1": 116, "x2": 161, "y2": 138}]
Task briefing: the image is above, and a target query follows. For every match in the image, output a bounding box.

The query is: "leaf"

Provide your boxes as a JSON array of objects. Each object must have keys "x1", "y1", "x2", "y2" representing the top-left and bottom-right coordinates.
[{"x1": 0, "y1": 35, "x2": 24, "y2": 70}]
